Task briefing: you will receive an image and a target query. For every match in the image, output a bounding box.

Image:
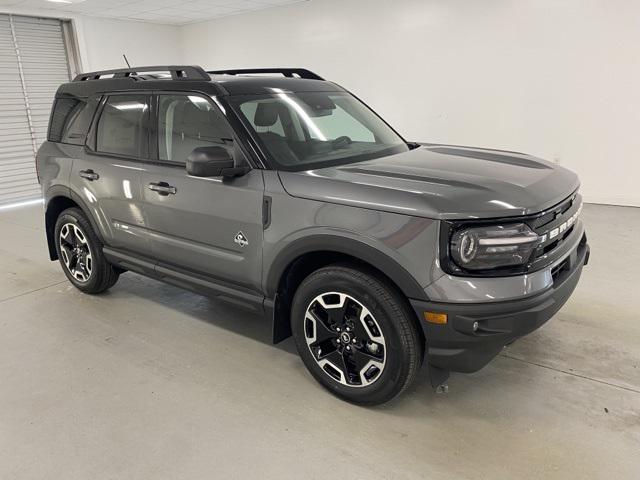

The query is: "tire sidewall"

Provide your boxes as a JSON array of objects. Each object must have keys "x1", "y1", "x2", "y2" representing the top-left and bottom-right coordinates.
[
  {"x1": 54, "y1": 209, "x2": 102, "y2": 292},
  {"x1": 291, "y1": 267, "x2": 415, "y2": 404}
]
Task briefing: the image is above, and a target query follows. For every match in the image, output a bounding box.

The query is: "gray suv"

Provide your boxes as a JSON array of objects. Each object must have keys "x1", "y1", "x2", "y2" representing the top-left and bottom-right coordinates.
[{"x1": 37, "y1": 65, "x2": 589, "y2": 405}]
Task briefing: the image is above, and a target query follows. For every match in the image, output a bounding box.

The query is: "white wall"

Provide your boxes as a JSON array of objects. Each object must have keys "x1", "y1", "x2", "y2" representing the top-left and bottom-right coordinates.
[
  {"x1": 0, "y1": 5, "x2": 183, "y2": 74},
  {"x1": 179, "y1": 0, "x2": 640, "y2": 207},
  {"x1": 75, "y1": 16, "x2": 182, "y2": 72}
]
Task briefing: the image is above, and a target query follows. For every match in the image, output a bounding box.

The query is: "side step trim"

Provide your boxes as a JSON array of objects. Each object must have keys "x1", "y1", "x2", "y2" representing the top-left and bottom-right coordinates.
[{"x1": 103, "y1": 246, "x2": 265, "y2": 314}]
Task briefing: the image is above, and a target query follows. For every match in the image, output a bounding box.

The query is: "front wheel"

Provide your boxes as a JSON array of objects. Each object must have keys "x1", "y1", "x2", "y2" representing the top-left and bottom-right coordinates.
[
  {"x1": 291, "y1": 265, "x2": 423, "y2": 405},
  {"x1": 54, "y1": 207, "x2": 119, "y2": 294}
]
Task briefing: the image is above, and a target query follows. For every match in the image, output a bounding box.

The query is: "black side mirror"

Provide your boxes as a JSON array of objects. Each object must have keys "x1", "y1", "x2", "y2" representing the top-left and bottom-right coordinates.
[{"x1": 186, "y1": 146, "x2": 249, "y2": 178}]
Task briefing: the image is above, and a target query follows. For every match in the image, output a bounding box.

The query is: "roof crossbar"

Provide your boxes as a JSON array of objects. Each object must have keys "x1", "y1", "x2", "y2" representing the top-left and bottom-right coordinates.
[
  {"x1": 73, "y1": 65, "x2": 210, "y2": 82},
  {"x1": 208, "y1": 68, "x2": 324, "y2": 81}
]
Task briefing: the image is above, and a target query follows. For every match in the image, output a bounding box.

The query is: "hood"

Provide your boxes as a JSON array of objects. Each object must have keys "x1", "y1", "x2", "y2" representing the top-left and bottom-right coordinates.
[{"x1": 278, "y1": 144, "x2": 580, "y2": 220}]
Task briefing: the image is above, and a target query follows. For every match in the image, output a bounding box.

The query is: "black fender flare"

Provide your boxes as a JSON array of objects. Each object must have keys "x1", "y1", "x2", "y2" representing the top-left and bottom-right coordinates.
[
  {"x1": 44, "y1": 186, "x2": 106, "y2": 260},
  {"x1": 264, "y1": 234, "x2": 428, "y2": 343},
  {"x1": 44, "y1": 184, "x2": 71, "y2": 210},
  {"x1": 68, "y1": 189, "x2": 106, "y2": 243},
  {"x1": 265, "y1": 234, "x2": 427, "y2": 301}
]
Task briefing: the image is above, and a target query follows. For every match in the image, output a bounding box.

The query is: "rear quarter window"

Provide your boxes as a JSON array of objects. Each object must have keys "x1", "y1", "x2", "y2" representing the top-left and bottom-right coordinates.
[{"x1": 48, "y1": 96, "x2": 99, "y2": 145}]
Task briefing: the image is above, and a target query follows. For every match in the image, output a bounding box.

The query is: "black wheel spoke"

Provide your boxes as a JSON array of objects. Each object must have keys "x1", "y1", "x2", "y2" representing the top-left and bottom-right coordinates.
[
  {"x1": 304, "y1": 291, "x2": 387, "y2": 388},
  {"x1": 323, "y1": 350, "x2": 351, "y2": 383},
  {"x1": 69, "y1": 226, "x2": 80, "y2": 246},
  {"x1": 308, "y1": 310, "x2": 336, "y2": 346},
  {"x1": 61, "y1": 235, "x2": 74, "y2": 248},
  {"x1": 69, "y1": 254, "x2": 79, "y2": 271},
  {"x1": 350, "y1": 347, "x2": 383, "y2": 371},
  {"x1": 352, "y1": 315, "x2": 373, "y2": 343},
  {"x1": 316, "y1": 342, "x2": 338, "y2": 360},
  {"x1": 60, "y1": 225, "x2": 75, "y2": 248},
  {"x1": 326, "y1": 300, "x2": 349, "y2": 326}
]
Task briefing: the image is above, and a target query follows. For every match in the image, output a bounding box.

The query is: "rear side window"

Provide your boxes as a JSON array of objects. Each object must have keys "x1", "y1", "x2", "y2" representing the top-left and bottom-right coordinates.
[
  {"x1": 96, "y1": 95, "x2": 150, "y2": 158},
  {"x1": 48, "y1": 96, "x2": 99, "y2": 145},
  {"x1": 158, "y1": 94, "x2": 233, "y2": 162}
]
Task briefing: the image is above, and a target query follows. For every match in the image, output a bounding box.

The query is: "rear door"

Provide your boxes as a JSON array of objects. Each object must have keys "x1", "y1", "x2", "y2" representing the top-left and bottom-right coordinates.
[
  {"x1": 69, "y1": 93, "x2": 151, "y2": 254},
  {"x1": 141, "y1": 92, "x2": 264, "y2": 294}
]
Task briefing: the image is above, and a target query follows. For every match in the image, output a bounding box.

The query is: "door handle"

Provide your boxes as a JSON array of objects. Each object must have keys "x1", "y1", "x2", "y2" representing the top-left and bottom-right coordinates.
[
  {"x1": 79, "y1": 169, "x2": 99, "y2": 181},
  {"x1": 148, "y1": 181, "x2": 177, "y2": 196}
]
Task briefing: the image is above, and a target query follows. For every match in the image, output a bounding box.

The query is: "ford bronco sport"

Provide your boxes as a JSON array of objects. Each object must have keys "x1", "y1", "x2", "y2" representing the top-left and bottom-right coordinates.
[{"x1": 37, "y1": 65, "x2": 589, "y2": 405}]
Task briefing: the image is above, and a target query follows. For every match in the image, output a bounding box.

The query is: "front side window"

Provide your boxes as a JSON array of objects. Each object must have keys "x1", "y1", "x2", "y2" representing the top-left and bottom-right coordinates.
[
  {"x1": 230, "y1": 91, "x2": 408, "y2": 171},
  {"x1": 96, "y1": 95, "x2": 149, "y2": 157},
  {"x1": 158, "y1": 94, "x2": 233, "y2": 162}
]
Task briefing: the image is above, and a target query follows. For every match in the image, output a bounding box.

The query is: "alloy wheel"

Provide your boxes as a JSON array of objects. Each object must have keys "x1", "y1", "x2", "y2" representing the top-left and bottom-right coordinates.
[
  {"x1": 304, "y1": 292, "x2": 386, "y2": 387},
  {"x1": 59, "y1": 223, "x2": 93, "y2": 283}
]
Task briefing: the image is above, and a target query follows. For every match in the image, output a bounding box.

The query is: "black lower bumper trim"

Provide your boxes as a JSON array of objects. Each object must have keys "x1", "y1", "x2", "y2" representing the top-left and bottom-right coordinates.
[{"x1": 411, "y1": 239, "x2": 589, "y2": 373}]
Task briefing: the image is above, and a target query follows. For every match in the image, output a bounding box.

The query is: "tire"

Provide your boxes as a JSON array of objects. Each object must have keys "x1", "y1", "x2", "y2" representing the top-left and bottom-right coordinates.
[
  {"x1": 54, "y1": 207, "x2": 119, "y2": 294},
  {"x1": 291, "y1": 264, "x2": 423, "y2": 405}
]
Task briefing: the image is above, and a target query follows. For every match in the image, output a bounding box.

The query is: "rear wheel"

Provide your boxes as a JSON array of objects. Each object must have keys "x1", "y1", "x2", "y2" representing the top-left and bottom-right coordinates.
[
  {"x1": 54, "y1": 208, "x2": 119, "y2": 294},
  {"x1": 291, "y1": 264, "x2": 423, "y2": 405}
]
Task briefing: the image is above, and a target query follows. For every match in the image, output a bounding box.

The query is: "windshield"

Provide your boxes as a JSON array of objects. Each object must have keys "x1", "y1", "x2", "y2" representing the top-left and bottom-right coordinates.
[{"x1": 229, "y1": 91, "x2": 409, "y2": 171}]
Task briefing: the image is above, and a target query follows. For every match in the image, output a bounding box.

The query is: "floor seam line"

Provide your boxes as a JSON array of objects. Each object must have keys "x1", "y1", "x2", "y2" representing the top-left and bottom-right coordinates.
[
  {"x1": 0, "y1": 280, "x2": 68, "y2": 304},
  {"x1": 499, "y1": 353, "x2": 640, "y2": 394}
]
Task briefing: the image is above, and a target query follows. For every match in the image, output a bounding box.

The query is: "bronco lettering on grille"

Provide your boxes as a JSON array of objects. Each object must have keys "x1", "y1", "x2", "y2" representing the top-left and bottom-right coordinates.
[{"x1": 539, "y1": 203, "x2": 583, "y2": 244}]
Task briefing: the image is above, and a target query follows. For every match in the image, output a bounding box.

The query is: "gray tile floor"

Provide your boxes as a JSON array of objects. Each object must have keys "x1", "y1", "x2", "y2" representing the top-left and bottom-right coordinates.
[{"x1": 0, "y1": 203, "x2": 638, "y2": 479}]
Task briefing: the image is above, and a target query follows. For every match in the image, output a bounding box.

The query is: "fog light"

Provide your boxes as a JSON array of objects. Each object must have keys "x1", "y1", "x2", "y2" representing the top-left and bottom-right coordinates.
[
  {"x1": 424, "y1": 312, "x2": 448, "y2": 324},
  {"x1": 472, "y1": 321, "x2": 479, "y2": 332}
]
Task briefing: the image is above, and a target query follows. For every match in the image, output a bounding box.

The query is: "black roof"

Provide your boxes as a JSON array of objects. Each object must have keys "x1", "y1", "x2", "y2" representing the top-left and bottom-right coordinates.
[{"x1": 57, "y1": 65, "x2": 344, "y2": 98}]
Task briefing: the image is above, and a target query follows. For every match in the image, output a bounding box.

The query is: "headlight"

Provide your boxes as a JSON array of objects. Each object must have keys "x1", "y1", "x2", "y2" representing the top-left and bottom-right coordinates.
[{"x1": 450, "y1": 223, "x2": 539, "y2": 271}]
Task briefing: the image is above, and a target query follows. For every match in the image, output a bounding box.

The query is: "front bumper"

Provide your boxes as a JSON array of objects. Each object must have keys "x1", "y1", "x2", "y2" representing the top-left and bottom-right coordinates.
[{"x1": 410, "y1": 234, "x2": 589, "y2": 373}]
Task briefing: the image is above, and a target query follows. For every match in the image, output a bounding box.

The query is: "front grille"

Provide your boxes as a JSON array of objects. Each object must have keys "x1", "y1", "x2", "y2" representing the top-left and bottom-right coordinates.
[
  {"x1": 535, "y1": 224, "x2": 575, "y2": 258},
  {"x1": 530, "y1": 193, "x2": 576, "y2": 230},
  {"x1": 526, "y1": 192, "x2": 583, "y2": 270}
]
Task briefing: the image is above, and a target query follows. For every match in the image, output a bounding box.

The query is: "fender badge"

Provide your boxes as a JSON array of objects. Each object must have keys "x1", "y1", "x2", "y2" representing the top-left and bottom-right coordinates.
[{"x1": 234, "y1": 231, "x2": 249, "y2": 247}]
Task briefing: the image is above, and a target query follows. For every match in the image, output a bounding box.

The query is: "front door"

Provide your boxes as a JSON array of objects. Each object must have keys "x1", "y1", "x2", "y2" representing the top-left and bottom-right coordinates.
[{"x1": 141, "y1": 93, "x2": 264, "y2": 294}]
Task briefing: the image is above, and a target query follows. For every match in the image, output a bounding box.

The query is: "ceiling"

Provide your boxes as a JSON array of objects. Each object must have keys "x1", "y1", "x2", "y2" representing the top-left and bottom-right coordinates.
[{"x1": 0, "y1": 0, "x2": 307, "y2": 25}]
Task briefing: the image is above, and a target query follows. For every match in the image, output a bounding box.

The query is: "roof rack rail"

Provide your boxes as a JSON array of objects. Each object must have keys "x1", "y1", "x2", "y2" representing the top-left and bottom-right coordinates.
[
  {"x1": 73, "y1": 65, "x2": 210, "y2": 82},
  {"x1": 207, "y1": 68, "x2": 324, "y2": 81}
]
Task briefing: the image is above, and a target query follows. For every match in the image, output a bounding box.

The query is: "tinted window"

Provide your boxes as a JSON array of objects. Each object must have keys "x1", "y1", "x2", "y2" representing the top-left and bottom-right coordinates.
[
  {"x1": 309, "y1": 105, "x2": 375, "y2": 142},
  {"x1": 239, "y1": 101, "x2": 286, "y2": 137},
  {"x1": 96, "y1": 95, "x2": 149, "y2": 157},
  {"x1": 158, "y1": 94, "x2": 232, "y2": 162},
  {"x1": 47, "y1": 97, "x2": 97, "y2": 145},
  {"x1": 60, "y1": 96, "x2": 99, "y2": 145},
  {"x1": 230, "y1": 92, "x2": 408, "y2": 171}
]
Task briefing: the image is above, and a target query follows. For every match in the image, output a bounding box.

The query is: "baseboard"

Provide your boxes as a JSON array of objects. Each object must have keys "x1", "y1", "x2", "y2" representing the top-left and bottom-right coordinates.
[{"x1": 581, "y1": 194, "x2": 640, "y2": 208}]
